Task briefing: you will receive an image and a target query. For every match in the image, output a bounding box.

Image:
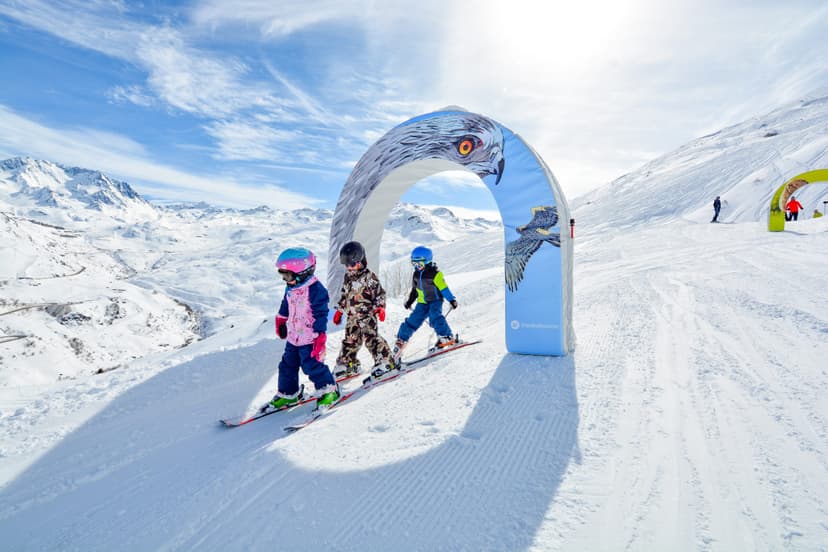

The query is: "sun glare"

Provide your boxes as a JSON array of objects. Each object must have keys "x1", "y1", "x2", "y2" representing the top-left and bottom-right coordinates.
[{"x1": 443, "y1": 1, "x2": 640, "y2": 85}]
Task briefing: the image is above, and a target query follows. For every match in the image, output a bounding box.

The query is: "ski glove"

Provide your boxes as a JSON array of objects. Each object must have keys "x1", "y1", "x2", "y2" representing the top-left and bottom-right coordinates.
[
  {"x1": 275, "y1": 315, "x2": 288, "y2": 339},
  {"x1": 374, "y1": 306, "x2": 386, "y2": 322},
  {"x1": 450, "y1": 300, "x2": 458, "y2": 310},
  {"x1": 311, "y1": 332, "x2": 327, "y2": 362},
  {"x1": 404, "y1": 299, "x2": 413, "y2": 310},
  {"x1": 333, "y1": 309, "x2": 343, "y2": 325}
]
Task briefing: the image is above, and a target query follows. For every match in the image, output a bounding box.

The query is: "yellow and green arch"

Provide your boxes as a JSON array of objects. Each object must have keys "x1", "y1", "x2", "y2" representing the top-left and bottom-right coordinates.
[{"x1": 768, "y1": 169, "x2": 828, "y2": 231}]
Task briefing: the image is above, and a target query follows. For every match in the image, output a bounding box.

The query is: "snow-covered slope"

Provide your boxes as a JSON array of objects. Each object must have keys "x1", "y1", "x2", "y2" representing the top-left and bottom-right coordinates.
[
  {"x1": 0, "y1": 213, "x2": 201, "y2": 386},
  {"x1": 1, "y1": 95, "x2": 827, "y2": 550},
  {"x1": 573, "y1": 92, "x2": 828, "y2": 228},
  {"x1": 1, "y1": 217, "x2": 825, "y2": 551}
]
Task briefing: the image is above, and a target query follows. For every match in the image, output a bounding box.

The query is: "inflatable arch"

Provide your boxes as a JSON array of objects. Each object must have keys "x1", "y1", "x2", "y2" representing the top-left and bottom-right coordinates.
[
  {"x1": 768, "y1": 169, "x2": 828, "y2": 231},
  {"x1": 328, "y1": 107, "x2": 574, "y2": 355}
]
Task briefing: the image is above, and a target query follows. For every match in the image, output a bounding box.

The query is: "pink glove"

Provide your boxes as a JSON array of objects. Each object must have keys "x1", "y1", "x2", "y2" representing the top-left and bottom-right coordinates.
[
  {"x1": 275, "y1": 315, "x2": 287, "y2": 339},
  {"x1": 374, "y1": 306, "x2": 386, "y2": 322},
  {"x1": 333, "y1": 309, "x2": 343, "y2": 325},
  {"x1": 311, "y1": 332, "x2": 326, "y2": 361}
]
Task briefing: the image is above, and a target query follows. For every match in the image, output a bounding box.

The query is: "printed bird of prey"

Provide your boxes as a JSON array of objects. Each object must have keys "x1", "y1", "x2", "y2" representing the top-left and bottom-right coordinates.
[
  {"x1": 328, "y1": 109, "x2": 506, "y2": 292},
  {"x1": 505, "y1": 205, "x2": 561, "y2": 292}
]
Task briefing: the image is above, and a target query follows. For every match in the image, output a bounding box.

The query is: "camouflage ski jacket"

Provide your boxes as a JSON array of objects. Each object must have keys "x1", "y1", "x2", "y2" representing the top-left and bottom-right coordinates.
[{"x1": 337, "y1": 267, "x2": 386, "y2": 317}]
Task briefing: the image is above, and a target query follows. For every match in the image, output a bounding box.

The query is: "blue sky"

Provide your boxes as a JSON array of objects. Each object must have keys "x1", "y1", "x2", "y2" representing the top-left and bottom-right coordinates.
[{"x1": 1, "y1": 1, "x2": 826, "y2": 214}]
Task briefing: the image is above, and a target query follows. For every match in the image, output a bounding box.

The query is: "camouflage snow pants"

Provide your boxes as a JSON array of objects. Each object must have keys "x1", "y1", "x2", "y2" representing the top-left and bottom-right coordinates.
[{"x1": 336, "y1": 314, "x2": 393, "y2": 368}]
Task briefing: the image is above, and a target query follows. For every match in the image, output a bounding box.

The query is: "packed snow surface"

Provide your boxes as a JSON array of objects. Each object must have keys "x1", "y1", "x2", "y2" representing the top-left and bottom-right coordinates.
[{"x1": 1, "y1": 93, "x2": 828, "y2": 550}]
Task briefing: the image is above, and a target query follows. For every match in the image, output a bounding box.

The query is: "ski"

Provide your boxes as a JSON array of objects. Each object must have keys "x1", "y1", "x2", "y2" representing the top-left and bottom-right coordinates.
[
  {"x1": 363, "y1": 339, "x2": 482, "y2": 386},
  {"x1": 219, "y1": 370, "x2": 364, "y2": 428},
  {"x1": 283, "y1": 390, "x2": 358, "y2": 433},
  {"x1": 399, "y1": 339, "x2": 482, "y2": 369},
  {"x1": 220, "y1": 393, "x2": 310, "y2": 428},
  {"x1": 283, "y1": 338, "x2": 481, "y2": 433}
]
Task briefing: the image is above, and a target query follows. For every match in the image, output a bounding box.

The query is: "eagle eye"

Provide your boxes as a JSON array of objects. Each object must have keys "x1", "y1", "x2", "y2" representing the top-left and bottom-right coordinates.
[{"x1": 456, "y1": 138, "x2": 476, "y2": 156}]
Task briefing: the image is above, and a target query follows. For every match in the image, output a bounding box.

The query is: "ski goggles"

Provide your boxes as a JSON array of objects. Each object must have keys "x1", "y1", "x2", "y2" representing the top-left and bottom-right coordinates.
[
  {"x1": 411, "y1": 259, "x2": 426, "y2": 270},
  {"x1": 278, "y1": 269, "x2": 297, "y2": 282},
  {"x1": 345, "y1": 260, "x2": 362, "y2": 269}
]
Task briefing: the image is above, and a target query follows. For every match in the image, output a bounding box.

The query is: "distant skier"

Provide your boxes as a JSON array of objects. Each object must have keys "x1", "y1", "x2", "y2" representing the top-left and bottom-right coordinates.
[
  {"x1": 393, "y1": 246, "x2": 458, "y2": 363},
  {"x1": 786, "y1": 196, "x2": 804, "y2": 221},
  {"x1": 711, "y1": 196, "x2": 722, "y2": 223},
  {"x1": 268, "y1": 247, "x2": 339, "y2": 410},
  {"x1": 813, "y1": 208, "x2": 823, "y2": 219},
  {"x1": 331, "y1": 241, "x2": 396, "y2": 379}
]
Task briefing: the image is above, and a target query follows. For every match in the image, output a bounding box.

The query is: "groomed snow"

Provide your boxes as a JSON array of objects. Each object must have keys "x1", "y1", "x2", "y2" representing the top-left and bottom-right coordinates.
[
  {"x1": 1, "y1": 94, "x2": 828, "y2": 550},
  {"x1": 0, "y1": 216, "x2": 826, "y2": 551}
]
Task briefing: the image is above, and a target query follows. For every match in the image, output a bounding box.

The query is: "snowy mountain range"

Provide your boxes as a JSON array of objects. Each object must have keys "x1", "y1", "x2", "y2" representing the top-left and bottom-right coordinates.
[
  {"x1": 0, "y1": 157, "x2": 500, "y2": 382},
  {"x1": 1, "y1": 157, "x2": 155, "y2": 221},
  {"x1": 0, "y1": 94, "x2": 827, "y2": 551}
]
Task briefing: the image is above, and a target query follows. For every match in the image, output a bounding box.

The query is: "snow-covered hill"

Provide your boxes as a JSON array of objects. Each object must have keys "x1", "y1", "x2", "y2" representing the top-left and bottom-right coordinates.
[
  {"x1": 573, "y1": 92, "x2": 828, "y2": 228},
  {"x1": 1, "y1": 94, "x2": 827, "y2": 551}
]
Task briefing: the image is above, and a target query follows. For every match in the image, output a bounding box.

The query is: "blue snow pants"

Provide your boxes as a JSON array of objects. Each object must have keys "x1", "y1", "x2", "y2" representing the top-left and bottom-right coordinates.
[
  {"x1": 278, "y1": 342, "x2": 335, "y2": 395},
  {"x1": 397, "y1": 300, "x2": 452, "y2": 342}
]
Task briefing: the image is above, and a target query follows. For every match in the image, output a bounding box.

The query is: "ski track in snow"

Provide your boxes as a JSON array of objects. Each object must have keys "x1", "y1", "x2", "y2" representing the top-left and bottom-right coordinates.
[
  {"x1": 541, "y1": 221, "x2": 828, "y2": 551},
  {"x1": 0, "y1": 220, "x2": 827, "y2": 551}
]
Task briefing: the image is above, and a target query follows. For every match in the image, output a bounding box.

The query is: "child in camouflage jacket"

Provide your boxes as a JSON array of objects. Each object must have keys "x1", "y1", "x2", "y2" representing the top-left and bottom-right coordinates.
[{"x1": 331, "y1": 241, "x2": 395, "y2": 378}]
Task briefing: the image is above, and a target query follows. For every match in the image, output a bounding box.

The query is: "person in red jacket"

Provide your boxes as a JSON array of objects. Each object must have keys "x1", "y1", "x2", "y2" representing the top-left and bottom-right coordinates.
[{"x1": 786, "y1": 196, "x2": 804, "y2": 221}]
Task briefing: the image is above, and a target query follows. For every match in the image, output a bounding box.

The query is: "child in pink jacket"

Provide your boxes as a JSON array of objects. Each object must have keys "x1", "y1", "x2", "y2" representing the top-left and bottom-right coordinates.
[{"x1": 268, "y1": 247, "x2": 338, "y2": 409}]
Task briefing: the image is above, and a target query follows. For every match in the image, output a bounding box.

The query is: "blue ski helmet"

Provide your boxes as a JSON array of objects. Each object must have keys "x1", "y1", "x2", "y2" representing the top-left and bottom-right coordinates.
[{"x1": 410, "y1": 245, "x2": 433, "y2": 269}]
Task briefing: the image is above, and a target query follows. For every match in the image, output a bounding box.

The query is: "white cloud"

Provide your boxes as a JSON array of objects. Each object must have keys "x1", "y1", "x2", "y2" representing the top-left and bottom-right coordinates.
[
  {"x1": 415, "y1": 172, "x2": 487, "y2": 194},
  {"x1": 135, "y1": 27, "x2": 281, "y2": 119},
  {"x1": 0, "y1": 105, "x2": 321, "y2": 209},
  {"x1": 204, "y1": 120, "x2": 302, "y2": 161},
  {"x1": 189, "y1": 0, "x2": 366, "y2": 36},
  {"x1": 3, "y1": 0, "x2": 827, "y2": 205},
  {"x1": 107, "y1": 85, "x2": 156, "y2": 107},
  {"x1": 428, "y1": 0, "x2": 828, "y2": 197},
  {"x1": 0, "y1": 0, "x2": 140, "y2": 59}
]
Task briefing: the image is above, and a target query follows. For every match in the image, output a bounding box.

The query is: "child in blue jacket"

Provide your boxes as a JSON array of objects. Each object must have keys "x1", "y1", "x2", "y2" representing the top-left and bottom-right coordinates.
[{"x1": 393, "y1": 245, "x2": 458, "y2": 362}]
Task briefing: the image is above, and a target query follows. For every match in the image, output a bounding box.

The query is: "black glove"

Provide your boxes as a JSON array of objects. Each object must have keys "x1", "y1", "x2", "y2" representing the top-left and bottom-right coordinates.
[
  {"x1": 450, "y1": 300, "x2": 458, "y2": 309},
  {"x1": 404, "y1": 299, "x2": 413, "y2": 310}
]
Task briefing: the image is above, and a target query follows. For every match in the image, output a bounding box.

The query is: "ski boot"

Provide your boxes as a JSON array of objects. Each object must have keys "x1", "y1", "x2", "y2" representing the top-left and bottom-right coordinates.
[
  {"x1": 391, "y1": 339, "x2": 407, "y2": 364},
  {"x1": 370, "y1": 360, "x2": 396, "y2": 379},
  {"x1": 264, "y1": 385, "x2": 304, "y2": 412},
  {"x1": 316, "y1": 384, "x2": 340, "y2": 409},
  {"x1": 333, "y1": 362, "x2": 361, "y2": 378},
  {"x1": 436, "y1": 334, "x2": 457, "y2": 349}
]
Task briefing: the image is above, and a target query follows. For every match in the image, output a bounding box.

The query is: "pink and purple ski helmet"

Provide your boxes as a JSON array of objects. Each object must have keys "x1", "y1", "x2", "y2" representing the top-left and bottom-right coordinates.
[{"x1": 276, "y1": 247, "x2": 316, "y2": 282}]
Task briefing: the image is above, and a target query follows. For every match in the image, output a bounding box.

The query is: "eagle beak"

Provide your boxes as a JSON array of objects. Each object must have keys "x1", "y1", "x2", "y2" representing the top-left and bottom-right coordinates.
[{"x1": 494, "y1": 157, "x2": 505, "y2": 186}]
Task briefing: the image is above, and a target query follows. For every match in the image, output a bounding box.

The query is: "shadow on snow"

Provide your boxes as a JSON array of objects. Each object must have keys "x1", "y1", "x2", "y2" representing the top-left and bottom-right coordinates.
[{"x1": 0, "y1": 339, "x2": 579, "y2": 552}]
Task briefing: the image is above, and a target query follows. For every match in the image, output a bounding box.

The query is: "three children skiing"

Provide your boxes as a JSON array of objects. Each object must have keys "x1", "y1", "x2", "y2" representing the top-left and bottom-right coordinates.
[{"x1": 267, "y1": 242, "x2": 458, "y2": 411}]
